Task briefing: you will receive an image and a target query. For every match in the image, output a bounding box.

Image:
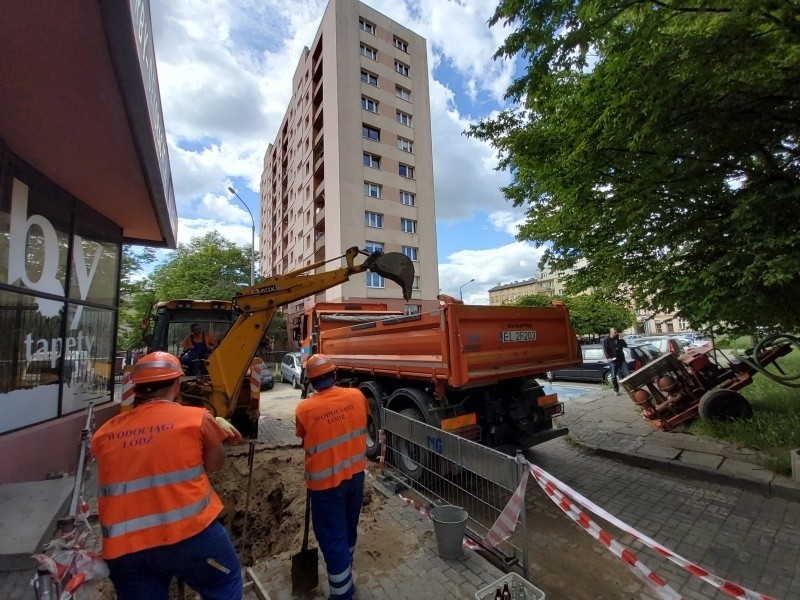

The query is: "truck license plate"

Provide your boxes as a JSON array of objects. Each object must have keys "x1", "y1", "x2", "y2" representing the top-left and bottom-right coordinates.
[{"x1": 500, "y1": 330, "x2": 536, "y2": 343}]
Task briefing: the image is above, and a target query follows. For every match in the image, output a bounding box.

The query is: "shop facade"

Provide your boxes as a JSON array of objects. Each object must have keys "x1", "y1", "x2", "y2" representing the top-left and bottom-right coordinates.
[{"x1": 0, "y1": 0, "x2": 177, "y2": 482}]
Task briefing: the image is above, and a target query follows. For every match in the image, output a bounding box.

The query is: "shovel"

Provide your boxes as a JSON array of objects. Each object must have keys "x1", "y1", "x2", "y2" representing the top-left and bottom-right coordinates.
[{"x1": 291, "y1": 489, "x2": 318, "y2": 595}]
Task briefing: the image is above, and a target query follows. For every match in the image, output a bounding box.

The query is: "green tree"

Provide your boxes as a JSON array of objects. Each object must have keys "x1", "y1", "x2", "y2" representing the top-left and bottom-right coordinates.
[
  {"x1": 470, "y1": 1, "x2": 800, "y2": 335},
  {"x1": 150, "y1": 231, "x2": 251, "y2": 300},
  {"x1": 513, "y1": 294, "x2": 556, "y2": 308},
  {"x1": 560, "y1": 294, "x2": 635, "y2": 338},
  {"x1": 514, "y1": 293, "x2": 634, "y2": 336},
  {"x1": 117, "y1": 245, "x2": 157, "y2": 350}
]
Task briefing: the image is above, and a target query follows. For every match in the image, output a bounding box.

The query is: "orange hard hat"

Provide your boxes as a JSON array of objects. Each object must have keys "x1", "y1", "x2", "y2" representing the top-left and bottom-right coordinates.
[
  {"x1": 306, "y1": 354, "x2": 336, "y2": 380},
  {"x1": 131, "y1": 351, "x2": 183, "y2": 385}
]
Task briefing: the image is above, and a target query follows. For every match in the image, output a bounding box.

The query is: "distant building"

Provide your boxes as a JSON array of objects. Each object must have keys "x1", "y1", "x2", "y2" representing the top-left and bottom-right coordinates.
[
  {"x1": 260, "y1": 0, "x2": 439, "y2": 326},
  {"x1": 488, "y1": 278, "x2": 537, "y2": 305}
]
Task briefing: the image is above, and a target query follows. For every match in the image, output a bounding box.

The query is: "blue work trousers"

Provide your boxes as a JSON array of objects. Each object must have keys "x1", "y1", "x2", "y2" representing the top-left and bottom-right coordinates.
[
  {"x1": 610, "y1": 359, "x2": 631, "y2": 393},
  {"x1": 107, "y1": 520, "x2": 242, "y2": 600},
  {"x1": 310, "y1": 471, "x2": 365, "y2": 599}
]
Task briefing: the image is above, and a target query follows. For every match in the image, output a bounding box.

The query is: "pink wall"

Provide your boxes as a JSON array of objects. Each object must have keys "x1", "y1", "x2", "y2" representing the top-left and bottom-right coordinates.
[{"x1": 0, "y1": 403, "x2": 119, "y2": 483}]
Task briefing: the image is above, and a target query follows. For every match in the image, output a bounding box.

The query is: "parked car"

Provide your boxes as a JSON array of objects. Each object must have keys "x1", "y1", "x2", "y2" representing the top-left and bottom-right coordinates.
[
  {"x1": 547, "y1": 343, "x2": 662, "y2": 385},
  {"x1": 623, "y1": 334, "x2": 646, "y2": 344},
  {"x1": 637, "y1": 336, "x2": 687, "y2": 357},
  {"x1": 259, "y1": 368, "x2": 274, "y2": 391},
  {"x1": 280, "y1": 352, "x2": 302, "y2": 389}
]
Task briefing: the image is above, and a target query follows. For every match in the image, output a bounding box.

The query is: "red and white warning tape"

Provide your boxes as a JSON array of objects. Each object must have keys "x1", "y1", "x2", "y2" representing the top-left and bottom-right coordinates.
[
  {"x1": 529, "y1": 463, "x2": 777, "y2": 600},
  {"x1": 483, "y1": 468, "x2": 528, "y2": 549},
  {"x1": 121, "y1": 371, "x2": 134, "y2": 409}
]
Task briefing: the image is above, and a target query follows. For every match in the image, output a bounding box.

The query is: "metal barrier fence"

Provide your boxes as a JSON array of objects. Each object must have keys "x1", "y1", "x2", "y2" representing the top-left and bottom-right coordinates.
[{"x1": 379, "y1": 408, "x2": 529, "y2": 578}]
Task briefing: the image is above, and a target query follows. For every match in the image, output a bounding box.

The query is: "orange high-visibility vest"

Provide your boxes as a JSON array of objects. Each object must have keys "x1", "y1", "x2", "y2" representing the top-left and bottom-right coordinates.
[
  {"x1": 91, "y1": 402, "x2": 224, "y2": 559},
  {"x1": 295, "y1": 387, "x2": 368, "y2": 491}
]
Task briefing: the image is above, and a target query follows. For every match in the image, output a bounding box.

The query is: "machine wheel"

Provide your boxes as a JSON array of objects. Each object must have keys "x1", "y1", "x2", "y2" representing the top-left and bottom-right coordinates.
[
  {"x1": 359, "y1": 381, "x2": 385, "y2": 461},
  {"x1": 397, "y1": 406, "x2": 426, "y2": 481},
  {"x1": 292, "y1": 376, "x2": 300, "y2": 389},
  {"x1": 603, "y1": 370, "x2": 613, "y2": 385},
  {"x1": 698, "y1": 389, "x2": 753, "y2": 421}
]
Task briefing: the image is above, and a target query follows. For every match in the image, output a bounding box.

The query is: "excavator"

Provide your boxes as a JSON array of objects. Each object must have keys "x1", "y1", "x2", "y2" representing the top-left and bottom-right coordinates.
[{"x1": 140, "y1": 247, "x2": 414, "y2": 439}]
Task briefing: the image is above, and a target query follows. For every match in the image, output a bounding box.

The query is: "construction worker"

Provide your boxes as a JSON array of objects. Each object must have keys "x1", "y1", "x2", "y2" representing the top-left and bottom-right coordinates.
[
  {"x1": 295, "y1": 354, "x2": 369, "y2": 600},
  {"x1": 91, "y1": 351, "x2": 243, "y2": 600},
  {"x1": 181, "y1": 322, "x2": 218, "y2": 365}
]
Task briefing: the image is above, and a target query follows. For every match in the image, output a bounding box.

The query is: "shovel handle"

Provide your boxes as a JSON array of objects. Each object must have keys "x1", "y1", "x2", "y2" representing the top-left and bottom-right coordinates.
[{"x1": 302, "y1": 488, "x2": 311, "y2": 551}]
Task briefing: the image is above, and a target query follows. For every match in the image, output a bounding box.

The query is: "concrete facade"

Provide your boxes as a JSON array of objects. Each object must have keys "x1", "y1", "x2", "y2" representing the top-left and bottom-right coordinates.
[{"x1": 260, "y1": 0, "x2": 439, "y2": 322}]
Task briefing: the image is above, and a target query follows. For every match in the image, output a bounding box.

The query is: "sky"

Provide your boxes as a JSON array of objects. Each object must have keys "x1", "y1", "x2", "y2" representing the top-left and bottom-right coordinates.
[{"x1": 149, "y1": 0, "x2": 547, "y2": 304}]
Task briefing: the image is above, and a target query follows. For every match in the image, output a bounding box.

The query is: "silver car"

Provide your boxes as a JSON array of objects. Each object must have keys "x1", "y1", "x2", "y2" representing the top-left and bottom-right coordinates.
[{"x1": 280, "y1": 352, "x2": 302, "y2": 389}]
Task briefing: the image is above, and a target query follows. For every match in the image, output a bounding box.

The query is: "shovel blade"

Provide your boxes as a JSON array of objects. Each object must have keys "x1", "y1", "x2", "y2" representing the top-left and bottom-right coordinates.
[
  {"x1": 291, "y1": 547, "x2": 319, "y2": 595},
  {"x1": 371, "y1": 252, "x2": 414, "y2": 301}
]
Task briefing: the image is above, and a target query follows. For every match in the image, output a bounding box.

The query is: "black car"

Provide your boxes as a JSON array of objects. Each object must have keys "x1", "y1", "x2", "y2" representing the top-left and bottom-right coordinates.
[
  {"x1": 260, "y1": 368, "x2": 274, "y2": 391},
  {"x1": 548, "y1": 343, "x2": 662, "y2": 385}
]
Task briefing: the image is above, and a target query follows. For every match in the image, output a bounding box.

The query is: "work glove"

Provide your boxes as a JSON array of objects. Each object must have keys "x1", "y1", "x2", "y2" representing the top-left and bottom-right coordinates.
[{"x1": 215, "y1": 417, "x2": 243, "y2": 446}]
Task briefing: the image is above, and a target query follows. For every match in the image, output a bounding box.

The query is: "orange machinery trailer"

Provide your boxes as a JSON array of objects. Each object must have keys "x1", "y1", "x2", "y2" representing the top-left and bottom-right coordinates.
[{"x1": 297, "y1": 295, "x2": 581, "y2": 459}]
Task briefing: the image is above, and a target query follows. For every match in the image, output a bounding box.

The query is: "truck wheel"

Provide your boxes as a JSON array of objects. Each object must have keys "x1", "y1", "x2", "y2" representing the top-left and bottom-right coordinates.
[
  {"x1": 698, "y1": 389, "x2": 753, "y2": 421},
  {"x1": 398, "y1": 407, "x2": 426, "y2": 481},
  {"x1": 359, "y1": 381, "x2": 385, "y2": 461}
]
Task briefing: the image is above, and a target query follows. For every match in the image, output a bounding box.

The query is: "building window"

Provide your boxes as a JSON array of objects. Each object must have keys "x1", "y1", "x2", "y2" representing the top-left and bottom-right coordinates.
[
  {"x1": 401, "y1": 218, "x2": 417, "y2": 233},
  {"x1": 399, "y1": 163, "x2": 414, "y2": 178},
  {"x1": 359, "y1": 19, "x2": 375, "y2": 34},
  {"x1": 360, "y1": 44, "x2": 377, "y2": 60},
  {"x1": 365, "y1": 240, "x2": 384, "y2": 254},
  {"x1": 362, "y1": 124, "x2": 380, "y2": 141},
  {"x1": 396, "y1": 110, "x2": 412, "y2": 127},
  {"x1": 363, "y1": 152, "x2": 381, "y2": 169},
  {"x1": 395, "y1": 85, "x2": 411, "y2": 101},
  {"x1": 400, "y1": 191, "x2": 415, "y2": 206},
  {"x1": 395, "y1": 61, "x2": 409, "y2": 76},
  {"x1": 397, "y1": 137, "x2": 413, "y2": 153},
  {"x1": 360, "y1": 70, "x2": 378, "y2": 86},
  {"x1": 364, "y1": 182, "x2": 382, "y2": 198},
  {"x1": 394, "y1": 36, "x2": 409, "y2": 53},
  {"x1": 412, "y1": 276, "x2": 420, "y2": 290},
  {"x1": 365, "y1": 211, "x2": 383, "y2": 228},
  {"x1": 361, "y1": 96, "x2": 379, "y2": 113},
  {"x1": 404, "y1": 304, "x2": 421, "y2": 315},
  {"x1": 402, "y1": 246, "x2": 418, "y2": 260},
  {"x1": 366, "y1": 272, "x2": 385, "y2": 288}
]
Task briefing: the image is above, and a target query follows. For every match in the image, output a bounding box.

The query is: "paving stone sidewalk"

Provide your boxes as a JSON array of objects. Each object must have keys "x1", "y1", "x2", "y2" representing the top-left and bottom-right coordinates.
[{"x1": 553, "y1": 385, "x2": 800, "y2": 501}]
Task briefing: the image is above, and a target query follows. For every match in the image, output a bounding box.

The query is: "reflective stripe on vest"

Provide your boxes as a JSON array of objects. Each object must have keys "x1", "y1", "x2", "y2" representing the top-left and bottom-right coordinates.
[
  {"x1": 306, "y1": 427, "x2": 367, "y2": 456},
  {"x1": 98, "y1": 464, "x2": 205, "y2": 498},
  {"x1": 102, "y1": 492, "x2": 212, "y2": 539},
  {"x1": 305, "y1": 450, "x2": 366, "y2": 482}
]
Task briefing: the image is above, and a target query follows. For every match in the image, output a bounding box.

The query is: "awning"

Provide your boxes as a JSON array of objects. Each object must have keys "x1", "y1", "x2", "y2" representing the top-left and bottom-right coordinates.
[{"x1": 0, "y1": 0, "x2": 177, "y2": 247}]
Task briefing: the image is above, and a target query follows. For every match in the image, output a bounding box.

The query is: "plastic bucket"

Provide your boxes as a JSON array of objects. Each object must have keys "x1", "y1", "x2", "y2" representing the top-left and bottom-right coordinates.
[{"x1": 430, "y1": 505, "x2": 468, "y2": 559}]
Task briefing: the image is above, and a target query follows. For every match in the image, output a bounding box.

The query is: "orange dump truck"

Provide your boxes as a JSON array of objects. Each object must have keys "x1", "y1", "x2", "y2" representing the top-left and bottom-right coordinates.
[{"x1": 296, "y1": 295, "x2": 581, "y2": 463}]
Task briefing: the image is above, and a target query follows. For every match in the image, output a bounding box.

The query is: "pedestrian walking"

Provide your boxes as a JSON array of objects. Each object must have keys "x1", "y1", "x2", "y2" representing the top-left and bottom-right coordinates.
[
  {"x1": 295, "y1": 354, "x2": 369, "y2": 600},
  {"x1": 602, "y1": 327, "x2": 630, "y2": 395},
  {"x1": 91, "y1": 351, "x2": 243, "y2": 600}
]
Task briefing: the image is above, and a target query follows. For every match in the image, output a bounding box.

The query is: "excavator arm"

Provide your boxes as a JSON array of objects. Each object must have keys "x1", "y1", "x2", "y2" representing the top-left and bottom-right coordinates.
[{"x1": 204, "y1": 247, "x2": 414, "y2": 418}]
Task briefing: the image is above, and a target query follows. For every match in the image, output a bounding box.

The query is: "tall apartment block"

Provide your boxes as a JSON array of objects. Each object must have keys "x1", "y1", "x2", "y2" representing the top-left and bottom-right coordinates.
[{"x1": 259, "y1": 0, "x2": 440, "y2": 324}]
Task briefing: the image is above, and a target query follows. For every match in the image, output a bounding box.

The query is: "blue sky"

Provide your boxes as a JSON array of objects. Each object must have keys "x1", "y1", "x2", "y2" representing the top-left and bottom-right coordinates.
[{"x1": 150, "y1": 0, "x2": 547, "y2": 303}]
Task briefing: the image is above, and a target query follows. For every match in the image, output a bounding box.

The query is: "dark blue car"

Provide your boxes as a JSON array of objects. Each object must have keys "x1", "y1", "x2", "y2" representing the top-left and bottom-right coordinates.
[{"x1": 547, "y1": 343, "x2": 662, "y2": 385}]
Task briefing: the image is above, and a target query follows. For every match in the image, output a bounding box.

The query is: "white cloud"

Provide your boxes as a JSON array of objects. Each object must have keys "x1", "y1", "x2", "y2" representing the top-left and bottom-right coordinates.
[
  {"x1": 438, "y1": 242, "x2": 546, "y2": 305},
  {"x1": 150, "y1": 0, "x2": 526, "y2": 289},
  {"x1": 488, "y1": 211, "x2": 526, "y2": 237}
]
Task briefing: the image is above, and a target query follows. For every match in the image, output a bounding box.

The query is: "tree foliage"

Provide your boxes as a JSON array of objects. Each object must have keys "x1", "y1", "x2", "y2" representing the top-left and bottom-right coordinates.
[
  {"x1": 150, "y1": 231, "x2": 251, "y2": 300},
  {"x1": 514, "y1": 293, "x2": 635, "y2": 336},
  {"x1": 470, "y1": 1, "x2": 800, "y2": 335},
  {"x1": 117, "y1": 245, "x2": 157, "y2": 350}
]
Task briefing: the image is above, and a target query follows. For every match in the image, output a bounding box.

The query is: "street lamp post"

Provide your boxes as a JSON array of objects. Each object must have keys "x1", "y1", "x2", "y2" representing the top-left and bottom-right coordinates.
[
  {"x1": 459, "y1": 278, "x2": 475, "y2": 301},
  {"x1": 228, "y1": 186, "x2": 255, "y2": 286}
]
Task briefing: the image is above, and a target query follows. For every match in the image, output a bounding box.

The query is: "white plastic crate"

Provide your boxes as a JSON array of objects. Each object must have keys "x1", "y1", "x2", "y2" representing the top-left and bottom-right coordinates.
[{"x1": 475, "y1": 572, "x2": 545, "y2": 600}]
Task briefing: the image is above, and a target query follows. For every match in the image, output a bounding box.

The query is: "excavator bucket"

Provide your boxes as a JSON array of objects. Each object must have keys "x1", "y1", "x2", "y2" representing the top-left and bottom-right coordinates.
[{"x1": 372, "y1": 252, "x2": 415, "y2": 301}]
